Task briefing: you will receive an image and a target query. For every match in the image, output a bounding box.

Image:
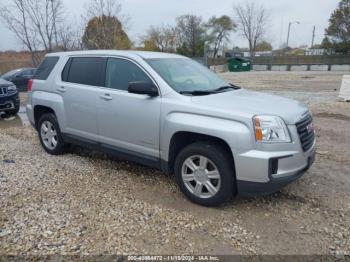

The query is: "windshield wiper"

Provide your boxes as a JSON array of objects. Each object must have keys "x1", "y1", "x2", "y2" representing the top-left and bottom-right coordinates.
[
  {"x1": 179, "y1": 84, "x2": 241, "y2": 96},
  {"x1": 213, "y1": 84, "x2": 241, "y2": 92},
  {"x1": 179, "y1": 90, "x2": 214, "y2": 96}
]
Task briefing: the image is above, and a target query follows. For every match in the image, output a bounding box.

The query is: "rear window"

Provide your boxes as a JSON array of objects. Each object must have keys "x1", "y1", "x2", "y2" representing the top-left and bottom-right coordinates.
[
  {"x1": 34, "y1": 56, "x2": 59, "y2": 80},
  {"x1": 63, "y1": 57, "x2": 106, "y2": 86}
]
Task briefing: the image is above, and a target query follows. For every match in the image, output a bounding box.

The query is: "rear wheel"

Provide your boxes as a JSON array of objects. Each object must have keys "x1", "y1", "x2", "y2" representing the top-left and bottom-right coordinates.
[
  {"x1": 38, "y1": 113, "x2": 66, "y2": 155},
  {"x1": 174, "y1": 142, "x2": 236, "y2": 206}
]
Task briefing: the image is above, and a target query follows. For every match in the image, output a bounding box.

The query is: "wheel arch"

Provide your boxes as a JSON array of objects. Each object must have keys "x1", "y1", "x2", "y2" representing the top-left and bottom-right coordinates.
[
  {"x1": 31, "y1": 91, "x2": 65, "y2": 131},
  {"x1": 167, "y1": 131, "x2": 235, "y2": 176},
  {"x1": 34, "y1": 105, "x2": 56, "y2": 130}
]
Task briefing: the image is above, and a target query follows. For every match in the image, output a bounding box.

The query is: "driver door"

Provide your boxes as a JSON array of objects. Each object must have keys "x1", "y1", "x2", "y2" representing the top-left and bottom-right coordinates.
[{"x1": 97, "y1": 57, "x2": 161, "y2": 159}]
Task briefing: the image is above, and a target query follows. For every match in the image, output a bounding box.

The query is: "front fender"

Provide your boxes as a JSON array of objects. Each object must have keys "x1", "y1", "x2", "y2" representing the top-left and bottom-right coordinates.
[{"x1": 161, "y1": 112, "x2": 253, "y2": 161}]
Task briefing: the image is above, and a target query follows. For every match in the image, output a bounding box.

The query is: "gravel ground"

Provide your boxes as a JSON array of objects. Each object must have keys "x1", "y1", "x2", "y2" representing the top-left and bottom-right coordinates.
[{"x1": 1, "y1": 71, "x2": 350, "y2": 258}]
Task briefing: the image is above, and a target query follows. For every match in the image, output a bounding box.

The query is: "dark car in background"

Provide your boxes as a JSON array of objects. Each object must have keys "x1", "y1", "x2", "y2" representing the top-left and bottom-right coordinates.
[
  {"x1": 1, "y1": 68, "x2": 36, "y2": 92},
  {"x1": 0, "y1": 78, "x2": 20, "y2": 117}
]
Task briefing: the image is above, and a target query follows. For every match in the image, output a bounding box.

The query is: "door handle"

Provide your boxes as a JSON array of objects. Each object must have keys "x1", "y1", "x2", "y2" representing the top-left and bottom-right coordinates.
[
  {"x1": 99, "y1": 94, "x2": 112, "y2": 101},
  {"x1": 57, "y1": 86, "x2": 66, "y2": 93}
]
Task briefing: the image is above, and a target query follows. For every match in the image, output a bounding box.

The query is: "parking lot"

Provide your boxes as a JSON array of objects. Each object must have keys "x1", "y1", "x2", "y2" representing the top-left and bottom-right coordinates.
[{"x1": 1, "y1": 71, "x2": 350, "y2": 256}]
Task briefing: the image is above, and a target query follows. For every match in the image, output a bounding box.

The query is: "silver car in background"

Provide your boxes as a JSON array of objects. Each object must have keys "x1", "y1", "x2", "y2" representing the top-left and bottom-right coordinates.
[{"x1": 26, "y1": 51, "x2": 315, "y2": 206}]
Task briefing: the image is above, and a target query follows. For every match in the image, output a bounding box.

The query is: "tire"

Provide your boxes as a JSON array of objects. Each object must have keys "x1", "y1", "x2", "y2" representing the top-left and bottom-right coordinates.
[
  {"x1": 174, "y1": 142, "x2": 236, "y2": 206},
  {"x1": 5, "y1": 105, "x2": 20, "y2": 116},
  {"x1": 37, "y1": 113, "x2": 66, "y2": 155}
]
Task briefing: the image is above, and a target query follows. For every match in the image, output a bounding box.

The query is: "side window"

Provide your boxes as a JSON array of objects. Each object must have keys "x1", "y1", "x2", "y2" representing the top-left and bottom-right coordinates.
[
  {"x1": 20, "y1": 69, "x2": 31, "y2": 76},
  {"x1": 105, "y1": 58, "x2": 152, "y2": 91},
  {"x1": 65, "y1": 57, "x2": 106, "y2": 86},
  {"x1": 16, "y1": 70, "x2": 24, "y2": 77},
  {"x1": 34, "y1": 56, "x2": 59, "y2": 80},
  {"x1": 61, "y1": 58, "x2": 72, "y2": 82}
]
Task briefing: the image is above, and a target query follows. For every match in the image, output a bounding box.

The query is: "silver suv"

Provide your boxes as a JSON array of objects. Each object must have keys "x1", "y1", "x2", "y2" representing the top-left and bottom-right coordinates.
[{"x1": 26, "y1": 51, "x2": 316, "y2": 206}]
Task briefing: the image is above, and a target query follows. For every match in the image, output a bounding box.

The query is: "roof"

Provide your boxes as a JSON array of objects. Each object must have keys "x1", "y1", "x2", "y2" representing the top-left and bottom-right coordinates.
[
  {"x1": 17, "y1": 67, "x2": 36, "y2": 70},
  {"x1": 47, "y1": 50, "x2": 185, "y2": 59}
]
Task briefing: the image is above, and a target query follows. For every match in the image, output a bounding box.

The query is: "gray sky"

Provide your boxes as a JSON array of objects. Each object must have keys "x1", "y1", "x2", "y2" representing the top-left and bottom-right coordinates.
[{"x1": 0, "y1": 0, "x2": 338, "y2": 51}]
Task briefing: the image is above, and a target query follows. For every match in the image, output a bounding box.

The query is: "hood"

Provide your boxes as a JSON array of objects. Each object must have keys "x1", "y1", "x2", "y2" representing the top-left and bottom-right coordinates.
[
  {"x1": 191, "y1": 89, "x2": 309, "y2": 124},
  {"x1": 0, "y1": 78, "x2": 14, "y2": 86}
]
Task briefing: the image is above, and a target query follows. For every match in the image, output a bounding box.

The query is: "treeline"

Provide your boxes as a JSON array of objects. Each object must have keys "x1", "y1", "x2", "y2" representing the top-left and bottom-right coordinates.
[
  {"x1": 0, "y1": 0, "x2": 349, "y2": 67},
  {"x1": 0, "y1": 0, "x2": 270, "y2": 66}
]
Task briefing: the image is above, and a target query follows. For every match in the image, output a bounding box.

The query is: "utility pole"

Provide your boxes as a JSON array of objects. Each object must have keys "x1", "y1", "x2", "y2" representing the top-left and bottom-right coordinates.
[
  {"x1": 311, "y1": 26, "x2": 315, "y2": 48},
  {"x1": 286, "y1": 22, "x2": 291, "y2": 48},
  {"x1": 286, "y1": 21, "x2": 300, "y2": 48},
  {"x1": 204, "y1": 41, "x2": 209, "y2": 68}
]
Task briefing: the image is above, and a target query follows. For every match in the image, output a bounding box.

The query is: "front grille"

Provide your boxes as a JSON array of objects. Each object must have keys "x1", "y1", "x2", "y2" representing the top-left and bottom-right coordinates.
[
  {"x1": 0, "y1": 86, "x2": 8, "y2": 96},
  {"x1": 296, "y1": 112, "x2": 315, "y2": 152}
]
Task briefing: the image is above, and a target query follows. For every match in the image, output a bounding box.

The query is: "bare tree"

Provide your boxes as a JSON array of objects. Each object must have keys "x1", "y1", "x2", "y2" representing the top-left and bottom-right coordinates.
[
  {"x1": 58, "y1": 24, "x2": 83, "y2": 51},
  {"x1": 234, "y1": 2, "x2": 269, "y2": 58},
  {"x1": 0, "y1": 0, "x2": 64, "y2": 66},
  {"x1": 0, "y1": 0, "x2": 39, "y2": 65},
  {"x1": 141, "y1": 25, "x2": 179, "y2": 52},
  {"x1": 25, "y1": 0, "x2": 63, "y2": 51},
  {"x1": 58, "y1": 25, "x2": 73, "y2": 51},
  {"x1": 142, "y1": 26, "x2": 163, "y2": 51},
  {"x1": 163, "y1": 26, "x2": 181, "y2": 52},
  {"x1": 85, "y1": 0, "x2": 120, "y2": 17},
  {"x1": 83, "y1": 0, "x2": 129, "y2": 28}
]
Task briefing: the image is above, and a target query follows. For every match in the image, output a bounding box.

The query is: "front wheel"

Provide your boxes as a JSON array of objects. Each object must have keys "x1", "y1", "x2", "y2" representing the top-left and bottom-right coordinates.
[
  {"x1": 174, "y1": 142, "x2": 236, "y2": 206},
  {"x1": 5, "y1": 104, "x2": 20, "y2": 116}
]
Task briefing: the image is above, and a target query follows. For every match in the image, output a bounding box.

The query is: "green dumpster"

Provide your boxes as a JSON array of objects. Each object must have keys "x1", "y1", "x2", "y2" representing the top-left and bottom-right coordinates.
[{"x1": 227, "y1": 57, "x2": 251, "y2": 72}]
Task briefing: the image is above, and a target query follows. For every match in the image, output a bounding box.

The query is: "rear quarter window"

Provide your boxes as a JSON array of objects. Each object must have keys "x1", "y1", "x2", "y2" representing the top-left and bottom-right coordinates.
[
  {"x1": 34, "y1": 56, "x2": 59, "y2": 80},
  {"x1": 63, "y1": 57, "x2": 106, "y2": 86}
]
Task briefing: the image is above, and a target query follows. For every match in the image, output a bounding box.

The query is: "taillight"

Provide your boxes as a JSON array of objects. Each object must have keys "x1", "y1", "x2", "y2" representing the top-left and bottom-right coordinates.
[{"x1": 27, "y1": 79, "x2": 33, "y2": 92}]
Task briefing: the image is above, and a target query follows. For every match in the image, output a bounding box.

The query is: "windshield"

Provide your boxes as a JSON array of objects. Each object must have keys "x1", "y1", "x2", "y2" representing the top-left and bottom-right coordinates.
[{"x1": 146, "y1": 58, "x2": 229, "y2": 93}]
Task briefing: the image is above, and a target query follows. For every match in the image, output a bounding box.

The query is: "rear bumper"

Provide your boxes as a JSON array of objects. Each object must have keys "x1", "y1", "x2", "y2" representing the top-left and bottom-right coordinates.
[{"x1": 0, "y1": 92, "x2": 19, "y2": 111}]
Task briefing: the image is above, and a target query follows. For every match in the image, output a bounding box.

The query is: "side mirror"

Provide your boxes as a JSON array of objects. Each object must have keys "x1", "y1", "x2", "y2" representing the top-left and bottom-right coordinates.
[{"x1": 128, "y1": 81, "x2": 158, "y2": 97}]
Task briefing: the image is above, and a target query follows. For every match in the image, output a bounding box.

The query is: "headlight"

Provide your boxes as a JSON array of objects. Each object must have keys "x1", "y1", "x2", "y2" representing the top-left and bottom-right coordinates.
[
  {"x1": 253, "y1": 115, "x2": 291, "y2": 143},
  {"x1": 7, "y1": 85, "x2": 17, "y2": 91}
]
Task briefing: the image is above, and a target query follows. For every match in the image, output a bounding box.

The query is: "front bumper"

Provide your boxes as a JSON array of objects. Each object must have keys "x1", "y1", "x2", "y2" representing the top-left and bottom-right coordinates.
[
  {"x1": 235, "y1": 126, "x2": 316, "y2": 197},
  {"x1": 237, "y1": 149, "x2": 315, "y2": 197},
  {"x1": 0, "y1": 92, "x2": 19, "y2": 112}
]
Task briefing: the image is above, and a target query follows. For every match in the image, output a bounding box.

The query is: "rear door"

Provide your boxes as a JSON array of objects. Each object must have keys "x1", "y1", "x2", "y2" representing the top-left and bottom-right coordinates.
[
  {"x1": 60, "y1": 56, "x2": 106, "y2": 141},
  {"x1": 96, "y1": 57, "x2": 161, "y2": 159}
]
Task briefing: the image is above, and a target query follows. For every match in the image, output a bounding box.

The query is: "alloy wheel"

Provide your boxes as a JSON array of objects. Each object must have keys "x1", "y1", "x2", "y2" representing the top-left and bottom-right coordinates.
[
  {"x1": 40, "y1": 120, "x2": 58, "y2": 150},
  {"x1": 181, "y1": 155, "x2": 221, "y2": 199}
]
